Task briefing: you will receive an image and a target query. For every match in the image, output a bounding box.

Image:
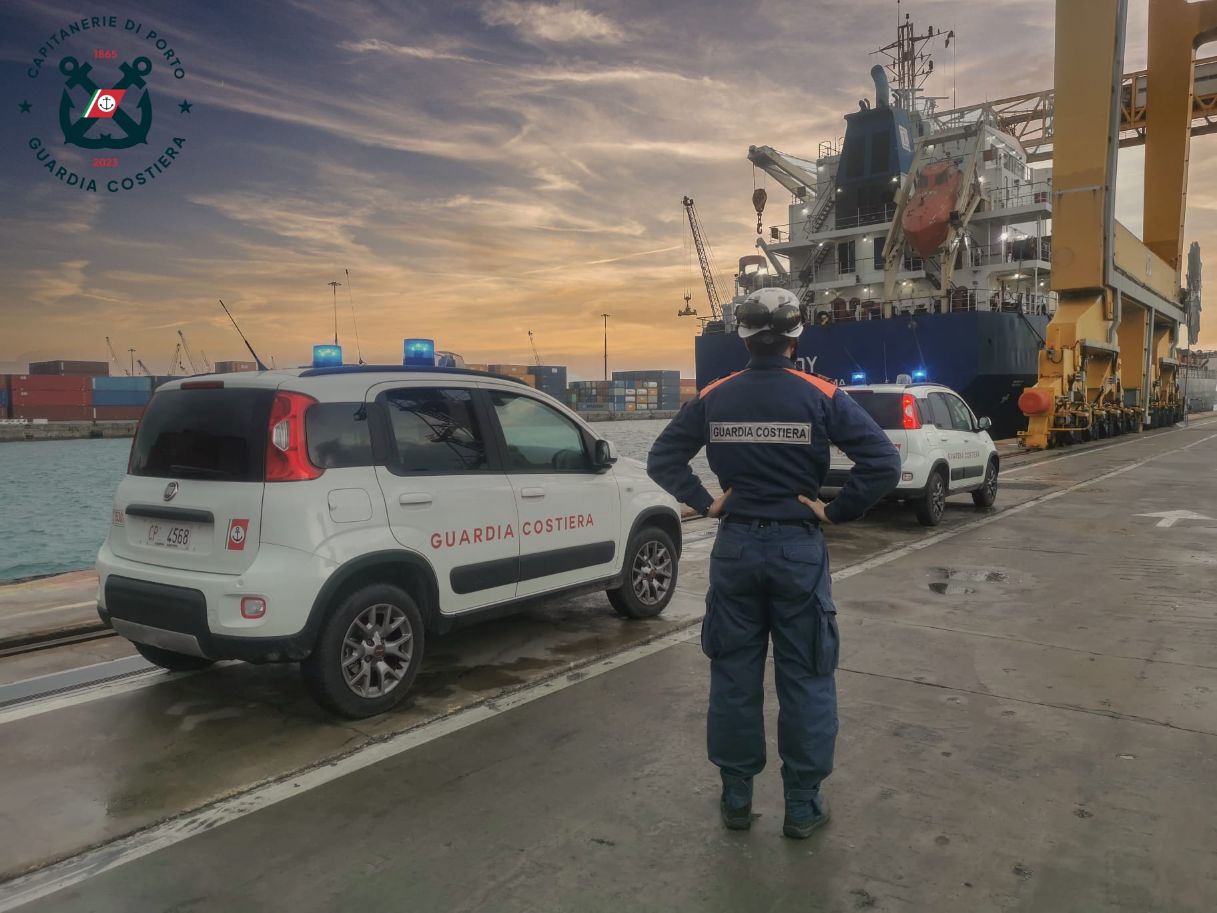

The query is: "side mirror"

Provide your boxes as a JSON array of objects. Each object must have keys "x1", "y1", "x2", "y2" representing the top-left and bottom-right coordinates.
[
  {"x1": 977, "y1": 417, "x2": 992, "y2": 432},
  {"x1": 594, "y1": 439, "x2": 618, "y2": 467}
]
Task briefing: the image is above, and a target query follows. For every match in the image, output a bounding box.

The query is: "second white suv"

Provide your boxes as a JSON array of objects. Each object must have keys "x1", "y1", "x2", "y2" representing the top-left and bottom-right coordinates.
[
  {"x1": 822, "y1": 382, "x2": 999, "y2": 526},
  {"x1": 96, "y1": 366, "x2": 682, "y2": 717}
]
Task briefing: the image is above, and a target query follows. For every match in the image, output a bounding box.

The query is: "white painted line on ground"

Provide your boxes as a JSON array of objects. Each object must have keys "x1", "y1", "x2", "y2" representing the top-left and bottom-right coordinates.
[
  {"x1": 3, "y1": 429, "x2": 1215, "y2": 907},
  {"x1": 0, "y1": 669, "x2": 168, "y2": 726},
  {"x1": 3, "y1": 601, "x2": 94, "y2": 621},
  {"x1": 0, "y1": 626, "x2": 699, "y2": 912},
  {"x1": 833, "y1": 431, "x2": 1217, "y2": 582}
]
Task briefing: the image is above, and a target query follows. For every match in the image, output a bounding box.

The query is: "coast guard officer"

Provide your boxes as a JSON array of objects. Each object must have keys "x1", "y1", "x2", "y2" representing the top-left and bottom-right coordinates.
[{"x1": 647, "y1": 287, "x2": 900, "y2": 838}]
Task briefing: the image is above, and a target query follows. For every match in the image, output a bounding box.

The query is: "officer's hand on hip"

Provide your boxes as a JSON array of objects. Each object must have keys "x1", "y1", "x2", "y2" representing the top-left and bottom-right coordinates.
[
  {"x1": 707, "y1": 488, "x2": 733, "y2": 518},
  {"x1": 798, "y1": 495, "x2": 832, "y2": 525}
]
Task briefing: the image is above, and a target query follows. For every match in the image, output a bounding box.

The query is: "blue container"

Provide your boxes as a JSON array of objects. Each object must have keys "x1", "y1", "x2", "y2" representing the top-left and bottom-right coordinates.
[
  {"x1": 92, "y1": 390, "x2": 151, "y2": 406},
  {"x1": 92, "y1": 376, "x2": 153, "y2": 393}
]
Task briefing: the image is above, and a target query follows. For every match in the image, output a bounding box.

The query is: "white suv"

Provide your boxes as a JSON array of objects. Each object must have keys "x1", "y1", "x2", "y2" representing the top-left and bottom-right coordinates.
[
  {"x1": 96, "y1": 366, "x2": 682, "y2": 717},
  {"x1": 822, "y1": 383, "x2": 999, "y2": 526}
]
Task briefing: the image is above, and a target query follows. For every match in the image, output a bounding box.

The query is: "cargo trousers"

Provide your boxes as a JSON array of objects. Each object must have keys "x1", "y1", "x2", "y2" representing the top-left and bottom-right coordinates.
[{"x1": 701, "y1": 518, "x2": 840, "y2": 802}]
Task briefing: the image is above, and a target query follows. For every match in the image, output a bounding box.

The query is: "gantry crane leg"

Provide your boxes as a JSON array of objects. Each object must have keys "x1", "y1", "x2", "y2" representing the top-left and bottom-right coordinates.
[{"x1": 1020, "y1": 0, "x2": 1206, "y2": 448}]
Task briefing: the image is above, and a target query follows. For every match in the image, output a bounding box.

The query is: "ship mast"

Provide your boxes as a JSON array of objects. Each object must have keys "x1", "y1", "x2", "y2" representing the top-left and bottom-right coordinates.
[{"x1": 873, "y1": 4, "x2": 953, "y2": 115}]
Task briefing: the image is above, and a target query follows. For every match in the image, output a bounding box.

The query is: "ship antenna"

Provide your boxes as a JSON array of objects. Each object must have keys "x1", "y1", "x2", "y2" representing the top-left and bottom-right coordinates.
[
  {"x1": 217, "y1": 299, "x2": 269, "y2": 371},
  {"x1": 345, "y1": 268, "x2": 366, "y2": 364}
]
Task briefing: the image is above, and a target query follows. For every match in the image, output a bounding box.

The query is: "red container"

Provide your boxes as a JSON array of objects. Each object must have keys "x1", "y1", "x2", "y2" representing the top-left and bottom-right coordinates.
[
  {"x1": 11, "y1": 375, "x2": 91, "y2": 392},
  {"x1": 11, "y1": 375, "x2": 91, "y2": 406},
  {"x1": 10, "y1": 405, "x2": 94, "y2": 421},
  {"x1": 93, "y1": 405, "x2": 144, "y2": 421}
]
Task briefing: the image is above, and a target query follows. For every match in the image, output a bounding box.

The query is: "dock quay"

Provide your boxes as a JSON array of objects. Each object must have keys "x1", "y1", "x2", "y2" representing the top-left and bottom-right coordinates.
[{"x1": 1, "y1": 417, "x2": 1214, "y2": 911}]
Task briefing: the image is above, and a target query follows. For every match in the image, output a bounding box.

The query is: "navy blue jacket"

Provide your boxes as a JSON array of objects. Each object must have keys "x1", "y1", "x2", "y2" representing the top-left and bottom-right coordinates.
[{"x1": 647, "y1": 355, "x2": 901, "y2": 523}]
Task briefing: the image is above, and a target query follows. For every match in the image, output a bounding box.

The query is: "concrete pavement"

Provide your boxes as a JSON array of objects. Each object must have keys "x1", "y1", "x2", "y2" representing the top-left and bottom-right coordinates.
[{"x1": 1, "y1": 419, "x2": 1216, "y2": 911}]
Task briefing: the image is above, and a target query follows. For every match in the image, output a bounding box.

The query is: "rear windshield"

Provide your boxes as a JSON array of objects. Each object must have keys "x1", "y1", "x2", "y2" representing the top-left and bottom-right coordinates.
[
  {"x1": 130, "y1": 388, "x2": 274, "y2": 482},
  {"x1": 844, "y1": 391, "x2": 907, "y2": 430}
]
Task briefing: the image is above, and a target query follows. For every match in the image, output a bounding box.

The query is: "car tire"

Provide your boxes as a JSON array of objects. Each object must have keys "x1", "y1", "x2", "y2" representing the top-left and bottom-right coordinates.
[
  {"x1": 913, "y1": 470, "x2": 947, "y2": 527},
  {"x1": 607, "y1": 526, "x2": 679, "y2": 619},
  {"x1": 972, "y1": 459, "x2": 999, "y2": 509},
  {"x1": 133, "y1": 641, "x2": 215, "y2": 672},
  {"x1": 302, "y1": 583, "x2": 425, "y2": 719}
]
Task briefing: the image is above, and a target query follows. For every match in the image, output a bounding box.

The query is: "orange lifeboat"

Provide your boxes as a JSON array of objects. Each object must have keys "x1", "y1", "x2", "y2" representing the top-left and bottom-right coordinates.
[{"x1": 902, "y1": 160, "x2": 962, "y2": 259}]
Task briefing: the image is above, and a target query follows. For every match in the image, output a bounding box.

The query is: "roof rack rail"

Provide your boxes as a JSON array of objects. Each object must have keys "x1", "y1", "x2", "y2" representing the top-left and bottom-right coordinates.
[{"x1": 297, "y1": 364, "x2": 529, "y2": 384}]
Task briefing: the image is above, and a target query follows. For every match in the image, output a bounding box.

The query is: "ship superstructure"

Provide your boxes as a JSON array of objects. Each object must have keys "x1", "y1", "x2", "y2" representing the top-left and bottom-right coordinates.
[{"x1": 693, "y1": 15, "x2": 1058, "y2": 438}]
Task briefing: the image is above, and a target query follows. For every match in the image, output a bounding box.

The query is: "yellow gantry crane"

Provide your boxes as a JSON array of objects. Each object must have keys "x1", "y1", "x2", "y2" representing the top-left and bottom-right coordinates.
[{"x1": 1018, "y1": 0, "x2": 1216, "y2": 449}]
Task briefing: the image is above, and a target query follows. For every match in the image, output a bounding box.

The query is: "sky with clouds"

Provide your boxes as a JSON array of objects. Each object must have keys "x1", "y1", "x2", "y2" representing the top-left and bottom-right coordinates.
[{"x1": 0, "y1": 0, "x2": 1214, "y2": 379}]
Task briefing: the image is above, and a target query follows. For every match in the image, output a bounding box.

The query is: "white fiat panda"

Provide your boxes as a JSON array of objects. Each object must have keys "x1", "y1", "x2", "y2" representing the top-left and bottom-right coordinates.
[
  {"x1": 97, "y1": 366, "x2": 682, "y2": 717},
  {"x1": 822, "y1": 381, "x2": 999, "y2": 526}
]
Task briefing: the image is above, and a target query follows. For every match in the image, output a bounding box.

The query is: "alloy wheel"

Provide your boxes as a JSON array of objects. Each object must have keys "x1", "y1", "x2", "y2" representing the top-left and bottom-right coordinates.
[
  {"x1": 341, "y1": 603, "x2": 414, "y2": 698},
  {"x1": 632, "y1": 540, "x2": 673, "y2": 606}
]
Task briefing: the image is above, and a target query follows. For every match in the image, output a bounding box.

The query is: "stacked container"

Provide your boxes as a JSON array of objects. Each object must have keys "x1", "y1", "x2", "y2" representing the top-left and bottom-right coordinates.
[
  {"x1": 526, "y1": 365, "x2": 568, "y2": 400},
  {"x1": 213, "y1": 360, "x2": 257, "y2": 373},
  {"x1": 0, "y1": 376, "x2": 9, "y2": 419},
  {"x1": 92, "y1": 375, "x2": 152, "y2": 420},
  {"x1": 28, "y1": 360, "x2": 108, "y2": 376},
  {"x1": 612, "y1": 370, "x2": 681, "y2": 411},
  {"x1": 9, "y1": 375, "x2": 92, "y2": 421}
]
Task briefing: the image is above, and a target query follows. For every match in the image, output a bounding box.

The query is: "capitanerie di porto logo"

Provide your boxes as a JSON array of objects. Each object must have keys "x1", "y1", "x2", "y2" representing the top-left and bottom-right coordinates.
[{"x1": 18, "y1": 15, "x2": 193, "y2": 194}]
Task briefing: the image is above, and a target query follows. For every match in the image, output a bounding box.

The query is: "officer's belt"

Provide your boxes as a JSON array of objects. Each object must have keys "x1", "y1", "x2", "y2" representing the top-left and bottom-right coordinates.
[{"x1": 721, "y1": 516, "x2": 818, "y2": 529}]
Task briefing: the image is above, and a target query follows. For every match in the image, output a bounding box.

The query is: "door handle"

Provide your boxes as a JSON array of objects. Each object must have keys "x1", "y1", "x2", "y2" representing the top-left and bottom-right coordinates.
[
  {"x1": 520, "y1": 487, "x2": 546, "y2": 499},
  {"x1": 398, "y1": 493, "x2": 433, "y2": 506}
]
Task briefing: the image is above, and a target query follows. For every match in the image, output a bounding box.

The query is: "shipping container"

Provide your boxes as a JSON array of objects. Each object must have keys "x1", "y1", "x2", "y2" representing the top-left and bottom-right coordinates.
[
  {"x1": 213, "y1": 360, "x2": 258, "y2": 373},
  {"x1": 488, "y1": 364, "x2": 531, "y2": 376},
  {"x1": 92, "y1": 375, "x2": 153, "y2": 393},
  {"x1": 93, "y1": 405, "x2": 145, "y2": 421},
  {"x1": 464, "y1": 363, "x2": 489, "y2": 373},
  {"x1": 28, "y1": 360, "x2": 108, "y2": 376},
  {"x1": 10, "y1": 405, "x2": 94, "y2": 421},
  {"x1": 91, "y1": 391, "x2": 151, "y2": 407},
  {"x1": 11, "y1": 375, "x2": 91, "y2": 392}
]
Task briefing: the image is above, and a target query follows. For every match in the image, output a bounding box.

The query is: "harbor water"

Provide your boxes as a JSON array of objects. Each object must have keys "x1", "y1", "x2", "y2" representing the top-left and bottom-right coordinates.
[{"x1": 0, "y1": 420, "x2": 705, "y2": 583}]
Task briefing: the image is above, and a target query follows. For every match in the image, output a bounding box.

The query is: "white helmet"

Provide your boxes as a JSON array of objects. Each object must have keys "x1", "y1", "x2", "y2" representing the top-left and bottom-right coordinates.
[{"x1": 735, "y1": 287, "x2": 803, "y2": 339}]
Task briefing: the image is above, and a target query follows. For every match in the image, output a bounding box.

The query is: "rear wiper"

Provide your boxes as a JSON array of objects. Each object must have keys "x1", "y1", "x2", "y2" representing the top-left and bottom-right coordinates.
[{"x1": 168, "y1": 464, "x2": 229, "y2": 480}]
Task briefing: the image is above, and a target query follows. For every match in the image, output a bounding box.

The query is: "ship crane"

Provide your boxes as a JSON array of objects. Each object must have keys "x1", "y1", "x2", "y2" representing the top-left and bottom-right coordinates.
[
  {"x1": 528, "y1": 330, "x2": 544, "y2": 366},
  {"x1": 135, "y1": 359, "x2": 152, "y2": 376},
  {"x1": 682, "y1": 196, "x2": 724, "y2": 320}
]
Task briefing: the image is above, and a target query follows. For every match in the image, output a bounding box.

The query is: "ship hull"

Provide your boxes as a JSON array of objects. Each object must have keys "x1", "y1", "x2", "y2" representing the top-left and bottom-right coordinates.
[{"x1": 695, "y1": 311, "x2": 1050, "y2": 440}]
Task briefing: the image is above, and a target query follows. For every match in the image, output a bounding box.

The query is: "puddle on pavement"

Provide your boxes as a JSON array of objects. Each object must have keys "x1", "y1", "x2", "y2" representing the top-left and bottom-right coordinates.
[
  {"x1": 927, "y1": 567, "x2": 1019, "y2": 596},
  {"x1": 415, "y1": 655, "x2": 556, "y2": 699}
]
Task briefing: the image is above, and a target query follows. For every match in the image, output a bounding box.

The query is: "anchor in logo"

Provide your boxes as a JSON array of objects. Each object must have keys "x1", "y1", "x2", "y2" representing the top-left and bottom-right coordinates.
[{"x1": 58, "y1": 55, "x2": 153, "y2": 150}]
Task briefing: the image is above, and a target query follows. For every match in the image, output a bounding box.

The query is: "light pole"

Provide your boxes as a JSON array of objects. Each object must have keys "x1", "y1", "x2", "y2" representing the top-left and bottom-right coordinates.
[
  {"x1": 328, "y1": 280, "x2": 342, "y2": 346},
  {"x1": 601, "y1": 313, "x2": 610, "y2": 381}
]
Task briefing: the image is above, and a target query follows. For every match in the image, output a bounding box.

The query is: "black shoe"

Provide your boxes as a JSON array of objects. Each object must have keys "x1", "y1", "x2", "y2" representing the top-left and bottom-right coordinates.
[
  {"x1": 783, "y1": 797, "x2": 830, "y2": 839},
  {"x1": 720, "y1": 779, "x2": 753, "y2": 831},
  {"x1": 721, "y1": 796, "x2": 752, "y2": 830}
]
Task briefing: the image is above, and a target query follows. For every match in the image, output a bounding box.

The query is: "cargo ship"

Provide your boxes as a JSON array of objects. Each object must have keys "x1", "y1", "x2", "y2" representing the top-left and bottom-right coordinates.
[{"x1": 693, "y1": 16, "x2": 1057, "y2": 439}]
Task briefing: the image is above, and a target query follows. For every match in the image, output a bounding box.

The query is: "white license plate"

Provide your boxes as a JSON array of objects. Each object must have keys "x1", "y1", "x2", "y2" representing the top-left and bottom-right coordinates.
[{"x1": 138, "y1": 520, "x2": 203, "y2": 552}]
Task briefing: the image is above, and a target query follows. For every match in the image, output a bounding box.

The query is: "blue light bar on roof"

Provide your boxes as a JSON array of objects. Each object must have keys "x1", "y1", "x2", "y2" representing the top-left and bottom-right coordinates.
[
  {"x1": 312, "y1": 344, "x2": 343, "y2": 367},
  {"x1": 911, "y1": 368, "x2": 928, "y2": 382},
  {"x1": 403, "y1": 338, "x2": 436, "y2": 366},
  {"x1": 850, "y1": 371, "x2": 867, "y2": 384}
]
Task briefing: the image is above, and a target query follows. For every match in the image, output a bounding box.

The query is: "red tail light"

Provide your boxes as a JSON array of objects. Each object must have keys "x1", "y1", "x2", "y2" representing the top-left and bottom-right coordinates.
[
  {"x1": 902, "y1": 394, "x2": 922, "y2": 430},
  {"x1": 265, "y1": 392, "x2": 322, "y2": 482}
]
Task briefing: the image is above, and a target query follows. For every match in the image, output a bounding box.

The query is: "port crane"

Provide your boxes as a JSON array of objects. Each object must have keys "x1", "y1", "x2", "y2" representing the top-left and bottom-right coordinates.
[
  {"x1": 177, "y1": 330, "x2": 204, "y2": 374},
  {"x1": 682, "y1": 196, "x2": 724, "y2": 320},
  {"x1": 528, "y1": 330, "x2": 544, "y2": 366},
  {"x1": 1015, "y1": 0, "x2": 1216, "y2": 449},
  {"x1": 104, "y1": 337, "x2": 131, "y2": 376}
]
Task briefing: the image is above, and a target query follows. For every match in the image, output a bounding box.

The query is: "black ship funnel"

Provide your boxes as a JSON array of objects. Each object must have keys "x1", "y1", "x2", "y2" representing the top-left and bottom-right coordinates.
[{"x1": 871, "y1": 64, "x2": 891, "y2": 109}]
